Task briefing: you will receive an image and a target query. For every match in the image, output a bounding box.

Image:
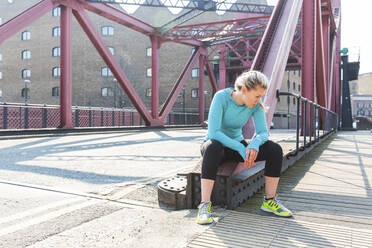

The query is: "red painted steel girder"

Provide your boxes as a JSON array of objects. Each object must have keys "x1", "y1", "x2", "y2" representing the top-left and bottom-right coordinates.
[
  {"x1": 165, "y1": 15, "x2": 270, "y2": 41},
  {"x1": 0, "y1": 0, "x2": 58, "y2": 44}
]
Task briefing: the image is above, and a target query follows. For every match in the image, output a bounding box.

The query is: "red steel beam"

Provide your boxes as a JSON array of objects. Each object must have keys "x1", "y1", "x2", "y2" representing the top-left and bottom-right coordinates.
[
  {"x1": 198, "y1": 53, "x2": 205, "y2": 124},
  {"x1": 252, "y1": 0, "x2": 303, "y2": 128},
  {"x1": 150, "y1": 35, "x2": 160, "y2": 120},
  {"x1": 59, "y1": 5, "x2": 73, "y2": 128},
  {"x1": 71, "y1": 4, "x2": 158, "y2": 126},
  {"x1": 0, "y1": 0, "x2": 57, "y2": 43},
  {"x1": 166, "y1": 15, "x2": 270, "y2": 42},
  {"x1": 302, "y1": 0, "x2": 316, "y2": 104},
  {"x1": 81, "y1": 1, "x2": 155, "y2": 35},
  {"x1": 159, "y1": 47, "x2": 201, "y2": 122},
  {"x1": 204, "y1": 61, "x2": 218, "y2": 94},
  {"x1": 315, "y1": 0, "x2": 328, "y2": 108}
]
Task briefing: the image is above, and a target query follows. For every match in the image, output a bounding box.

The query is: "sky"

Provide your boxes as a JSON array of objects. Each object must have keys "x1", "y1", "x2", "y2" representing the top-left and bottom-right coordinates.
[{"x1": 267, "y1": 0, "x2": 372, "y2": 74}]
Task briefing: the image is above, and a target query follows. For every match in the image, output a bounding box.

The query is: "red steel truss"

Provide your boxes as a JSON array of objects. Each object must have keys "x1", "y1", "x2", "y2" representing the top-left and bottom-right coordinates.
[{"x1": 0, "y1": 0, "x2": 341, "y2": 131}]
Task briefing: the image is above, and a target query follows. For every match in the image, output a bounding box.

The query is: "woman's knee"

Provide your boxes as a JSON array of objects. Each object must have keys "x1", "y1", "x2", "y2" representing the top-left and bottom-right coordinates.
[
  {"x1": 202, "y1": 139, "x2": 224, "y2": 156},
  {"x1": 264, "y1": 140, "x2": 283, "y2": 157}
]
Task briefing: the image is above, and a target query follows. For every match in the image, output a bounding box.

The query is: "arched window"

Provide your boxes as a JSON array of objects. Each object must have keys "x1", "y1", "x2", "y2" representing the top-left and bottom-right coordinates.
[
  {"x1": 52, "y1": 67, "x2": 60, "y2": 78},
  {"x1": 52, "y1": 87, "x2": 60, "y2": 97},
  {"x1": 108, "y1": 46, "x2": 115, "y2": 55},
  {"x1": 21, "y1": 50, "x2": 31, "y2": 60},
  {"x1": 101, "y1": 26, "x2": 114, "y2": 36},
  {"x1": 21, "y1": 31, "x2": 31, "y2": 40},
  {"x1": 52, "y1": 26, "x2": 60, "y2": 37},
  {"x1": 101, "y1": 87, "x2": 113, "y2": 97},
  {"x1": 21, "y1": 88, "x2": 30, "y2": 99},
  {"x1": 101, "y1": 67, "x2": 113, "y2": 77},
  {"x1": 22, "y1": 69, "x2": 31, "y2": 79},
  {"x1": 52, "y1": 7, "x2": 61, "y2": 17},
  {"x1": 52, "y1": 47, "x2": 60, "y2": 57}
]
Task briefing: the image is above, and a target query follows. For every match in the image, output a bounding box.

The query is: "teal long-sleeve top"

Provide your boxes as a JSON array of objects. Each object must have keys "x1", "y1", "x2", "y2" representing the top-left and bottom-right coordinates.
[{"x1": 204, "y1": 88, "x2": 269, "y2": 160}]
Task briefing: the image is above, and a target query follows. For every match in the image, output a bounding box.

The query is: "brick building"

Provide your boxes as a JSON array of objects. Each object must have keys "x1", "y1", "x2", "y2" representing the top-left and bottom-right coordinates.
[{"x1": 0, "y1": 0, "x2": 302, "y2": 127}]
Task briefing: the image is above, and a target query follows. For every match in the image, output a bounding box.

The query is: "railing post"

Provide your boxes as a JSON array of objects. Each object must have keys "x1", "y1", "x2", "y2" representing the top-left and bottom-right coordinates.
[
  {"x1": 316, "y1": 106, "x2": 319, "y2": 141},
  {"x1": 100, "y1": 110, "x2": 104, "y2": 126},
  {"x1": 112, "y1": 110, "x2": 115, "y2": 126},
  {"x1": 24, "y1": 107, "x2": 29, "y2": 129},
  {"x1": 122, "y1": 111, "x2": 125, "y2": 126},
  {"x1": 296, "y1": 97, "x2": 300, "y2": 153},
  {"x1": 304, "y1": 101, "x2": 307, "y2": 147},
  {"x1": 131, "y1": 112, "x2": 134, "y2": 126},
  {"x1": 3, "y1": 106, "x2": 8, "y2": 129},
  {"x1": 75, "y1": 109, "x2": 79, "y2": 127},
  {"x1": 89, "y1": 109, "x2": 92, "y2": 127},
  {"x1": 309, "y1": 103, "x2": 312, "y2": 144},
  {"x1": 42, "y1": 108, "x2": 47, "y2": 128}
]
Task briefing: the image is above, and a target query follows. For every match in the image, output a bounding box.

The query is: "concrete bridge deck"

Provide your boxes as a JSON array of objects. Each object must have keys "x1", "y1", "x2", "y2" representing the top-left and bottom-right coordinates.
[{"x1": 0, "y1": 129, "x2": 370, "y2": 247}]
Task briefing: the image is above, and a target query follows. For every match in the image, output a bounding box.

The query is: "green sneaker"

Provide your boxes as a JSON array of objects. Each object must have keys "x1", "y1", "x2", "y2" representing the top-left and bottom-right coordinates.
[
  {"x1": 260, "y1": 196, "x2": 292, "y2": 217},
  {"x1": 197, "y1": 201, "x2": 213, "y2": 225}
]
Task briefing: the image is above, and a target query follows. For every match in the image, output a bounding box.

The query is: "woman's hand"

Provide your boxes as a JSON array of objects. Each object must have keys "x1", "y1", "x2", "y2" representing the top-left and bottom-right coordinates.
[{"x1": 244, "y1": 148, "x2": 258, "y2": 168}]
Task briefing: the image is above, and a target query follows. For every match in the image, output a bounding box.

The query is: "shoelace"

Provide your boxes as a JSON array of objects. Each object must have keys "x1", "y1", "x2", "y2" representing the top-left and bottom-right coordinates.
[{"x1": 199, "y1": 203, "x2": 209, "y2": 215}]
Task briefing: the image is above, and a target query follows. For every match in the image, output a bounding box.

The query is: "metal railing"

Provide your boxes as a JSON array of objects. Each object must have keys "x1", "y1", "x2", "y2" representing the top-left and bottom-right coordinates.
[
  {"x1": 277, "y1": 91, "x2": 338, "y2": 156},
  {"x1": 0, "y1": 102, "x2": 203, "y2": 130}
]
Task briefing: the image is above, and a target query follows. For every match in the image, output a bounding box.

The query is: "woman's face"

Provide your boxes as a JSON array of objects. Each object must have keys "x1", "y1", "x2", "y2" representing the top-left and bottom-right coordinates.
[{"x1": 242, "y1": 86, "x2": 266, "y2": 108}]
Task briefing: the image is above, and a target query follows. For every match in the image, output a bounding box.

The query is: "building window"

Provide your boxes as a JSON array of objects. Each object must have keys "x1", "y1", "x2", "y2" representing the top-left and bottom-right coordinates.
[
  {"x1": 191, "y1": 88, "x2": 199, "y2": 98},
  {"x1": 293, "y1": 71, "x2": 296, "y2": 75},
  {"x1": 191, "y1": 68, "x2": 199, "y2": 78},
  {"x1": 0, "y1": 89, "x2": 2, "y2": 98},
  {"x1": 146, "y1": 88, "x2": 152, "y2": 97},
  {"x1": 52, "y1": 87, "x2": 60, "y2": 97},
  {"x1": 287, "y1": 96, "x2": 290, "y2": 104},
  {"x1": 52, "y1": 26, "x2": 60, "y2": 37},
  {"x1": 108, "y1": 46, "x2": 115, "y2": 55},
  {"x1": 0, "y1": 72, "x2": 2, "y2": 80},
  {"x1": 101, "y1": 87, "x2": 113, "y2": 97},
  {"x1": 146, "y1": 47, "x2": 152, "y2": 57},
  {"x1": 52, "y1": 7, "x2": 61, "y2": 17},
  {"x1": 21, "y1": 50, "x2": 31, "y2": 60},
  {"x1": 52, "y1": 67, "x2": 60, "y2": 78},
  {"x1": 21, "y1": 31, "x2": 31, "y2": 41},
  {"x1": 101, "y1": 67, "x2": 113, "y2": 77},
  {"x1": 298, "y1": 85, "x2": 301, "y2": 92},
  {"x1": 146, "y1": 68, "x2": 152, "y2": 77},
  {"x1": 21, "y1": 88, "x2": 30, "y2": 99},
  {"x1": 22, "y1": 69, "x2": 31, "y2": 79},
  {"x1": 52, "y1": 47, "x2": 60, "y2": 57},
  {"x1": 293, "y1": 82, "x2": 296, "y2": 90},
  {"x1": 287, "y1": 79, "x2": 290, "y2": 89},
  {"x1": 293, "y1": 97, "x2": 296, "y2": 105},
  {"x1": 101, "y1": 26, "x2": 114, "y2": 36},
  {"x1": 277, "y1": 96, "x2": 280, "y2": 103}
]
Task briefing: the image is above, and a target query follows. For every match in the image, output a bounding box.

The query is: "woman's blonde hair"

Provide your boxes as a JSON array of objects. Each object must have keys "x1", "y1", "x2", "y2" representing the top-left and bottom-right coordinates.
[{"x1": 234, "y1": 70, "x2": 268, "y2": 110}]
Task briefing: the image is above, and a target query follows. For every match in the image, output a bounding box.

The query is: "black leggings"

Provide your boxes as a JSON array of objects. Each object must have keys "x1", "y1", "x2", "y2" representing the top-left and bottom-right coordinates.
[{"x1": 201, "y1": 139, "x2": 283, "y2": 180}]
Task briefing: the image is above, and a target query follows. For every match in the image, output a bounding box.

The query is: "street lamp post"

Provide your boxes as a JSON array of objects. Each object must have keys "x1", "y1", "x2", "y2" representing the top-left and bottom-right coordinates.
[
  {"x1": 204, "y1": 90, "x2": 208, "y2": 119},
  {"x1": 182, "y1": 87, "x2": 186, "y2": 124},
  {"x1": 113, "y1": 78, "x2": 117, "y2": 108},
  {"x1": 24, "y1": 79, "x2": 31, "y2": 104}
]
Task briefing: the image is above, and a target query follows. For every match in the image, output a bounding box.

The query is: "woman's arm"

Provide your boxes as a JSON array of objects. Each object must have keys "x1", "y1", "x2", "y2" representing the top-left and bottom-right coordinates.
[
  {"x1": 247, "y1": 106, "x2": 269, "y2": 152},
  {"x1": 207, "y1": 92, "x2": 246, "y2": 159}
]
